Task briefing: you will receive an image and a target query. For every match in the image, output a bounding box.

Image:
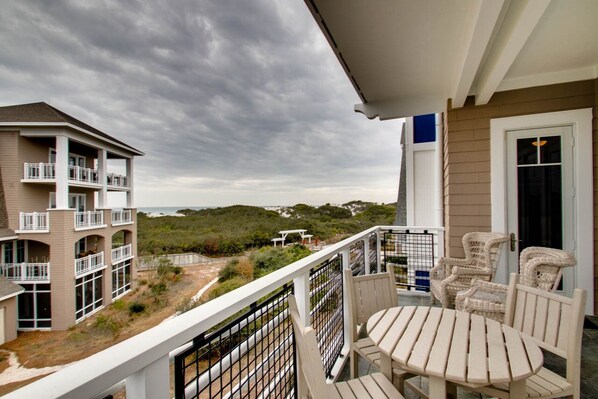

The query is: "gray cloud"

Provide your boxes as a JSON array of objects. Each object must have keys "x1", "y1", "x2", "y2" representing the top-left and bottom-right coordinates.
[{"x1": 0, "y1": 0, "x2": 402, "y2": 206}]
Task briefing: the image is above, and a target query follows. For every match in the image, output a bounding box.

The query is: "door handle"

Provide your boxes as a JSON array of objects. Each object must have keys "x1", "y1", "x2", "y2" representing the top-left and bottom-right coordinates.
[{"x1": 510, "y1": 233, "x2": 521, "y2": 252}]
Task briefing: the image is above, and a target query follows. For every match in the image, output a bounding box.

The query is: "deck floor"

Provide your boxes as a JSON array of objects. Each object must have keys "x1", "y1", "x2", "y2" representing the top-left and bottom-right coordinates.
[{"x1": 338, "y1": 292, "x2": 598, "y2": 398}]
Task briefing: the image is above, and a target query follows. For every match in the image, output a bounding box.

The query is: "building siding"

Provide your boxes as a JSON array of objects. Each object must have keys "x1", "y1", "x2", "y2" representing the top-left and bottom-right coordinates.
[{"x1": 445, "y1": 78, "x2": 597, "y2": 313}]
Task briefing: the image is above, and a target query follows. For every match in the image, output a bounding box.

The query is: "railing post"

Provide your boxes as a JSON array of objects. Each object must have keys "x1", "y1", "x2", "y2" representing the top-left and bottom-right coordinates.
[
  {"x1": 292, "y1": 272, "x2": 310, "y2": 399},
  {"x1": 341, "y1": 249, "x2": 351, "y2": 357},
  {"x1": 125, "y1": 354, "x2": 170, "y2": 399},
  {"x1": 376, "y1": 230, "x2": 382, "y2": 273},
  {"x1": 363, "y1": 238, "x2": 370, "y2": 275}
]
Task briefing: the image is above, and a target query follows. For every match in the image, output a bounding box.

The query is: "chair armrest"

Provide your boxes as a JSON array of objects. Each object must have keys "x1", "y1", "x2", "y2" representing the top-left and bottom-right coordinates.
[
  {"x1": 471, "y1": 279, "x2": 508, "y2": 293},
  {"x1": 451, "y1": 266, "x2": 494, "y2": 277},
  {"x1": 431, "y1": 257, "x2": 470, "y2": 279}
]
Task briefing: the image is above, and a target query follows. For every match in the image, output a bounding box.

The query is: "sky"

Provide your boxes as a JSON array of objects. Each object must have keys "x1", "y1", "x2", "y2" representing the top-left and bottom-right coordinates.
[{"x1": 0, "y1": 0, "x2": 403, "y2": 207}]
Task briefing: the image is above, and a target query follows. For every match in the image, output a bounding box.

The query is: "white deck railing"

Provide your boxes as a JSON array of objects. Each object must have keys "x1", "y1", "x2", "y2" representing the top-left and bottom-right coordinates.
[
  {"x1": 111, "y1": 209, "x2": 132, "y2": 226},
  {"x1": 69, "y1": 165, "x2": 99, "y2": 184},
  {"x1": 107, "y1": 173, "x2": 128, "y2": 188},
  {"x1": 23, "y1": 162, "x2": 55, "y2": 180},
  {"x1": 18, "y1": 212, "x2": 49, "y2": 232},
  {"x1": 75, "y1": 252, "x2": 105, "y2": 277},
  {"x1": 4, "y1": 226, "x2": 444, "y2": 399},
  {"x1": 0, "y1": 262, "x2": 50, "y2": 282},
  {"x1": 74, "y1": 211, "x2": 105, "y2": 230},
  {"x1": 111, "y1": 244, "x2": 132, "y2": 263}
]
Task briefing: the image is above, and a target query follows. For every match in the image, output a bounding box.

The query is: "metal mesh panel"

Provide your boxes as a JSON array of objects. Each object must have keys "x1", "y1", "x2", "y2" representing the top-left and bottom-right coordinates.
[
  {"x1": 309, "y1": 256, "x2": 343, "y2": 378},
  {"x1": 383, "y1": 230, "x2": 435, "y2": 291},
  {"x1": 349, "y1": 240, "x2": 365, "y2": 276},
  {"x1": 368, "y1": 233, "x2": 378, "y2": 273},
  {"x1": 174, "y1": 285, "x2": 295, "y2": 399}
]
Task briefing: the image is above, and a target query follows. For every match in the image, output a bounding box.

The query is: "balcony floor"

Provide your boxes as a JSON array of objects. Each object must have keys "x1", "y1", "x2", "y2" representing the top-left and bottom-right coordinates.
[{"x1": 338, "y1": 292, "x2": 598, "y2": 398}]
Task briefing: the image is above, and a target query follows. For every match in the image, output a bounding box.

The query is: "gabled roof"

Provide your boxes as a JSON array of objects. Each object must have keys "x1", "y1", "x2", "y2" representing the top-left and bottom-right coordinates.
[
  {"x1": 0, "y1": 102, "x2": 144, "y2": 155},
  {"x1": 306, "y1": 0, "x2": 598, "y2": 120},
  {"x1": 0, "y1": 276, "x2": 23, "y2": 302}
]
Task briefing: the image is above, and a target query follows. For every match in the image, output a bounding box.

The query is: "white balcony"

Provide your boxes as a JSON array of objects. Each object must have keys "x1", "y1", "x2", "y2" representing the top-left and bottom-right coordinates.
[
  {"x1": 4, "y1": 226, "x2": 444, "y2": 398},
  {"x1": 75, "y1": 252, "x2": 105, "y2": 277},
  {"x1": 111, "y1": 209, "x2": 133, "y2": 226},
  {"x1": 74, "y1": 211, "x2": 106, "y2": 231},
  {"x1": 111, "y1": 244, "x2": 133, "y2": 264},
  {"x1": 0, "y1": 262, "x2": 50, "y2": 282},
  {"x1": 107, "y1": 173, "x2": 128, "y2": 188},
  {"x1": 69, "y1": 165, "x2": 99, "y2": 185},
  {"x1": 22, "y1": 162, "x2": 55, "y2": 181},
  {"x1": 17, "y1": 212, "x2": 49, "y2": 233}
]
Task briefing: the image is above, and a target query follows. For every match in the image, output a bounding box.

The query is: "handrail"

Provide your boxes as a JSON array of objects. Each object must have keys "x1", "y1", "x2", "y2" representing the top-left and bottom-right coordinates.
[{"x1": 4, "y1": 226, "x2": 443, "y2": 399}]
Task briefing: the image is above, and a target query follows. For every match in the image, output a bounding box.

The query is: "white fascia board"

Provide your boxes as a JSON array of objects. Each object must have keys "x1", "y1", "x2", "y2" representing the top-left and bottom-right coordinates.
[
  {"x1": 3, "y1": 122, "x2": 144, "y2": 156},
  {"x1": 497, "y1": 64, "x2": 598, "y2": 93},
  {"x1": 0, "y1": 236, "x2": 18, "y2": 242},
  {"x1": 354, "y1": 95, "x2": 445, "y2": 121},
  {"x1": 452, "y1": 0, "x2": 505, "y2": 109},
  {"x1": 0, "y1": 289, "x2": 25, "y2": 303},
  {"x1": 18, "y1": 126, "x2": 137, "y2": 159},
  {"x1": 475, "y1": 0, "x2": 552, "y2": 105}
]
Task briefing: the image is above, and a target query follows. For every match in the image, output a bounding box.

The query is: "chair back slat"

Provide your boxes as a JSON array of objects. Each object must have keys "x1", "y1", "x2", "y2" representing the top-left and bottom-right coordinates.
[
  {"x1": 506, "y1": 274, "x2": 585, "y2": 360},
  {"x1": 345, "y1": 269, "x2": 397, "y2": 326},
  {"x1": 288, "y1": 295, "x2": 336, "y2": 398}
]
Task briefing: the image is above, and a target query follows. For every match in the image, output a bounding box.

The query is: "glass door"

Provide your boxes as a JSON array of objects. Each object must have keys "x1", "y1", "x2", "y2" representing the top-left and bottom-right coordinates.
[{"x1": 506, "y1": 126, "x2": 574, "y2": 294}]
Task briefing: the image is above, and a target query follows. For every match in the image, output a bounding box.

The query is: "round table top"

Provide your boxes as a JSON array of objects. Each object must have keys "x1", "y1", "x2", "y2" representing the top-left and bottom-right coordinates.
[{"x1": 366, "y1": 306, "x2": 544, "y2": 385}]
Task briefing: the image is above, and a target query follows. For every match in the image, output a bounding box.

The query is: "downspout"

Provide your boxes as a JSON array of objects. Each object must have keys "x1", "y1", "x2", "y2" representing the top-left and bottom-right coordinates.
[{"x1": 434, "y1": 113, "x2": 443, "y2": 227}]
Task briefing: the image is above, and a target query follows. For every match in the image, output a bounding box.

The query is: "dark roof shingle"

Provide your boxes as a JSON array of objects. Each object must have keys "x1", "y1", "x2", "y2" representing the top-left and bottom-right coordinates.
[{"x1": 0, "y1": 102, "x2": 143, "y2": 155}]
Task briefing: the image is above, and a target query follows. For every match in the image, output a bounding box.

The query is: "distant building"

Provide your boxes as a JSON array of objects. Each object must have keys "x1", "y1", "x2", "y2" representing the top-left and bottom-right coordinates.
[{"x1": 0, "y1": 102, "x2": 143, "y2": 332}]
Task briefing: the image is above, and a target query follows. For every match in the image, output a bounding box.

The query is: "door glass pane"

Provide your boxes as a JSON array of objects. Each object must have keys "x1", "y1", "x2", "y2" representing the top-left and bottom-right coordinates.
[
  {"x1": 37, "y1": 292, "x2": 52, "y2": 319},
  {"x1": 517, "y1": 138, "x2": 538, "y2": 165},
  {"x1": 517, "y1": 165, "x2": 562, "y2": 249},
  {"x1": 540, "y1": 136, "x2": 561, "y2": 164}
]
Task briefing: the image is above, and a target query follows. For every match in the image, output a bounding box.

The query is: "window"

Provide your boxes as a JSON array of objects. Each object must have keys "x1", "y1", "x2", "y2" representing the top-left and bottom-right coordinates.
[
  {"x1": 112, "y1": 259, "x2": 131, "y2": 299},
  {"x1": 17, "y1": 283, "x2": 51, "y2": 329},
  {"x1": 75, "y1": 271, "x2": 103, "y2": 321},
  {"x1": 49, "y1": 193, "x2": 86, "y2": 211},
  {"x1": 2, "y1": 240, "x2": 25, "y2": 263}
]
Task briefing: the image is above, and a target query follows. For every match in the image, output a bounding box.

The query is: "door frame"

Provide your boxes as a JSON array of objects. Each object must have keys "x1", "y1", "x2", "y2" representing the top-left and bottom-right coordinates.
[{"x1": 490, "y1": 108, "x2": 593, "y2": 314}]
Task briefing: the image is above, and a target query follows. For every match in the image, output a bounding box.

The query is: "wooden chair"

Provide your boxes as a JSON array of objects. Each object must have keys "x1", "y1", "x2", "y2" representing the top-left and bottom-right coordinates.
[
  {"x1": 460, "y1": 273, "x2": 587, "y2": 399},
  {"x1": 429, "y1": 231, "x2": 509, "y2": 307},
  {"x1": 455, "y1": 246, "x2": 576, "y2": 322},
  {"x1": 344, "y1": 268, "x2": 417, "y2": 391},
  {"x1": 287, "y1": 295, "x2": 405, "y2": 399}
]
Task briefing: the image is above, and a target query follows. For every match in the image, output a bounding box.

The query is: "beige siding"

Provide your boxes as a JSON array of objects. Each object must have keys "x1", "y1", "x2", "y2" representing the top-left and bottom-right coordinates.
[
  {"x1": 0, "y1": 297, "x2": 19, "y2": 342},
  {"x1": 445, "y1": 78, "x2": 597, "y2": 313}
]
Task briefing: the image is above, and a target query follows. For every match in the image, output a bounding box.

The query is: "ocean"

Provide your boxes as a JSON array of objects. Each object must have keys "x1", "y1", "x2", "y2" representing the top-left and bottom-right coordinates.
[{"x1": 137, "y1": 206, "x2": 211, "y2": 216}]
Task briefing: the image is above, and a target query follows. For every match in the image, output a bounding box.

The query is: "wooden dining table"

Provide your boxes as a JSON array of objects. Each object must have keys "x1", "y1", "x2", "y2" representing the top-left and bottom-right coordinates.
[{"x1": 366, "y1": 306, "x2": 544, "y2": 399}]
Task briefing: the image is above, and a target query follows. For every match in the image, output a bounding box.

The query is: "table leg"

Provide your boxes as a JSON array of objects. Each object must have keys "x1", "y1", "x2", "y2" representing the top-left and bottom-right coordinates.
[
  {"x1": 429, "y1": 376, "x2": 447, "y2": 398},
  {"x1": 379, "y1": 352, "x2": 392, "y2": 381},
  {"x1": 510, "y1": 379, "x2": 526, "y2": 398}
]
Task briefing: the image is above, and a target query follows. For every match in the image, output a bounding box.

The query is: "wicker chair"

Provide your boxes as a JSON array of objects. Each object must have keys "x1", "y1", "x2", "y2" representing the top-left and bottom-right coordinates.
[
  {"x1": 455, "y1": 246, "x2": 576, "y2": 322},
  {"x1": 429, "y1": 232, "x2": 509, "y2": 308}
]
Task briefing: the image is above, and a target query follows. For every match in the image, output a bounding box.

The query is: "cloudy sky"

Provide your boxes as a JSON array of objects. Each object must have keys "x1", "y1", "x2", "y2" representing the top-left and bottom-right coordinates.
[{"x1": 0, "y1": 0, "x2": 403, "y2": 207}]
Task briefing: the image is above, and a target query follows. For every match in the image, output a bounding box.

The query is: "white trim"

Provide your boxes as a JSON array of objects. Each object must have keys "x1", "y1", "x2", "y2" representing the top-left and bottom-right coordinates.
[
  {"x1": 0, "y1": 236, "x2": 18, "y2": 243},
  {"x1": 0, "y1": 290, "x2": 25, "y2": 302},
  {"x1": 490, "y1": 108, "x2": 594, "y2": 314}
]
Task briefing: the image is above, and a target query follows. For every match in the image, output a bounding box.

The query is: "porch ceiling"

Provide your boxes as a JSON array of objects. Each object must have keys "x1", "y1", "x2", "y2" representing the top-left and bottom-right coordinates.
[{"x1": 306, "y1": 0, "x2": 598, "y2": 120}]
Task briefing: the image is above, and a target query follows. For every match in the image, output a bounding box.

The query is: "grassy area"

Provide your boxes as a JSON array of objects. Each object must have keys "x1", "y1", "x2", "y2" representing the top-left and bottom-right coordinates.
[{"x1": 137, "y1": 201, "x2": 396, "y2": 256}]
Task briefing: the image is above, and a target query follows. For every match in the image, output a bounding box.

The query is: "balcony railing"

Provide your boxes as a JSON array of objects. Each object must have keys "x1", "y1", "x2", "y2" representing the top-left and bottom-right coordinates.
[
  {"x1": 75, "y1": 252, "x2": 105, "y2": 277},
  {"x1": 69, "y1": 165, "x2": 99, "y2": 184},
  {"x1": 5, "y1": 226, "x2": 443, "y2": 399},
  {"x1": 74, "y1": 211, "x2": 105, "y2": 230},
  {"x1": 112, "y1": 244, "x2": 133, "y2": 264},
  {"x1": 0, "y1": 263, "x2": 50, "y2": 282},
  {"x1": 17, "y1": 212, "x2": 49, "y2": 232},
  {"x1": 23, "y1": 162, "x2": 55, "y2": 180},
  {"x1": 107, "y1": 173, "x2": 128, "y2": 188},
  {"x1": 111, "y1": 209, "x2": 132, "y2": 226}
]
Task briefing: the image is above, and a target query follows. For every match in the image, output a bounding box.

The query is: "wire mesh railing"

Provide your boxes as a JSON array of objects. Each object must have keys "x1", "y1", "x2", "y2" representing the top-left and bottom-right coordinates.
[
  {"x1": 368, "y1": 233, "x2": 378, "y2": 273},
  {"x1": 348, "y1": 240, "x2": 365, "y2": 276},
  {"x1": 309, "y1": 256, "x2": 344, "y2": 378},
  {"x1": 174, "y1": 285, "x2": 296, "y2": 399},
  {"x1": 382, "y1": 229, "x2": 436, "y2": 291}
]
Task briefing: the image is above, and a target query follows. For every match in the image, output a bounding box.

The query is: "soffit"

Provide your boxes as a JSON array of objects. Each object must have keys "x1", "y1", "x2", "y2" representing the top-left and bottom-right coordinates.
[{"x1": 307, "y1": 0, "x2": 598, "y2": 120}]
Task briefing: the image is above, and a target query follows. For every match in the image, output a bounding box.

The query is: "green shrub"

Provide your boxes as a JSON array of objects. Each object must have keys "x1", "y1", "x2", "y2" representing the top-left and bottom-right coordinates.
[
  {"x1": 208, "y1": 277, "x2": 247, "y2": 300},
  {"x1": 93, "y1": 315, "x2": 121, "y2": 334},
  {"x1": 111, "y1": 299, "x2": 126, "y2": 310}
]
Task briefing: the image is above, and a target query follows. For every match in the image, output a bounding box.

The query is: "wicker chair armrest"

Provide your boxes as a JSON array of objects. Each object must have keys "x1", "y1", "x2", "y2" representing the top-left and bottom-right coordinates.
[
  {"x1": 438, "y1": 257, "x2": 471, "y2": 267},
  {"x1": 450, "y1": 266, "x2": 494, "y2": 277},
  {"x1": 471, "y1": 279, "x2": 508, "y2": 293}
]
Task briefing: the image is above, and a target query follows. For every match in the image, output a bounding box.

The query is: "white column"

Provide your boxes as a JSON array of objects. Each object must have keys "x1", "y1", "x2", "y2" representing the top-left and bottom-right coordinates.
[
  {"x1": 126, "y1": 157, "x2": 134, "y2": 208},
  {"x1": 125, "y1": 355, "x2": 169, "y2": 399},
  {"x1": 98, "y1": 149, "x2": 108, "y2": 209},
  {"x1": 55, "y1": 135, "x2": 69, "y2": 209}
]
